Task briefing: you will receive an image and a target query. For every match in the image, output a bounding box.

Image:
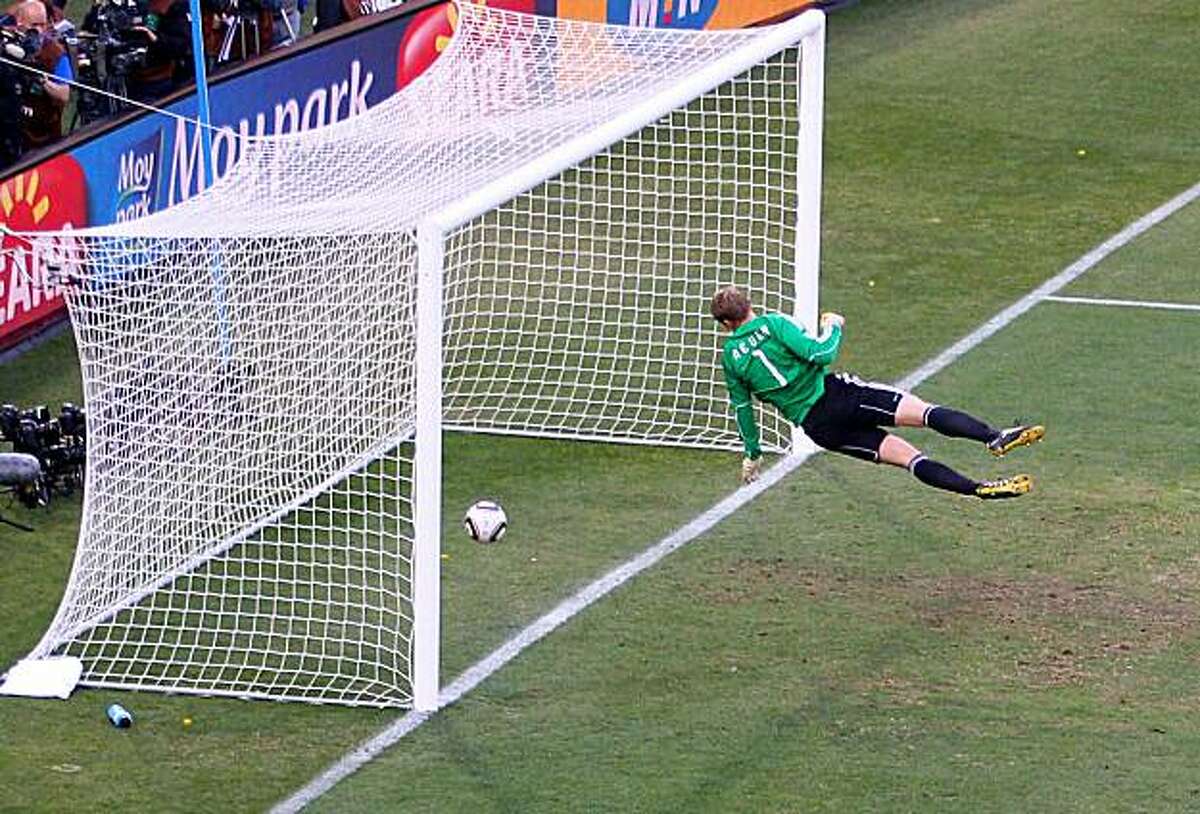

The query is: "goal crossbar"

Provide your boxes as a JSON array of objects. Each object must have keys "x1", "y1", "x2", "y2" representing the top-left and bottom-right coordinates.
[{"x1": 428, "y1": 9, "x2": 826, "y2": 233}]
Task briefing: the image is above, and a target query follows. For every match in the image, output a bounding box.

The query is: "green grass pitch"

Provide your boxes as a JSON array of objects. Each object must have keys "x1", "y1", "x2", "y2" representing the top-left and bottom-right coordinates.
[{"x1": 3, "y1": 0, "x2": 1200, "y2": 811}]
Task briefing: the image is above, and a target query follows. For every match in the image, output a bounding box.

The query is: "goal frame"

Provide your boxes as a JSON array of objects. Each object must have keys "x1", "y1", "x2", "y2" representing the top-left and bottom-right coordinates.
[{"x1": 409, "y1": 9, "x2": 826, "y2": 711}]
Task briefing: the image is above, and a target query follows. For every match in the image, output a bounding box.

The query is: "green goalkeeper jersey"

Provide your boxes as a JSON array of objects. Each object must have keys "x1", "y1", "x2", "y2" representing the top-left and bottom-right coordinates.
[{"x1": 720, "y1": 312, "x2": 843, "y2": 460}]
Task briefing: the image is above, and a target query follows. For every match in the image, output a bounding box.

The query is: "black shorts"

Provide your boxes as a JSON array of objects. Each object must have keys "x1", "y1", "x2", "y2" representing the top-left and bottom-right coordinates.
[{"x1": 800, "y1": 372, "x2": 904, "y2": 462}]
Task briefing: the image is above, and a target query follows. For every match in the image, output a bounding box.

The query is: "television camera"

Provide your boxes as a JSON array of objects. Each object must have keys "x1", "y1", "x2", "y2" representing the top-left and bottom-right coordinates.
[
  {"x1": 0, "y1": 26, "x2": 47, "y2": 166},
  {"x1": 0, "y1": 26, "x2": 44, "y2": 96},
  {"x1": 70, "y1": 0, "x2": 151, "y2": 126}
]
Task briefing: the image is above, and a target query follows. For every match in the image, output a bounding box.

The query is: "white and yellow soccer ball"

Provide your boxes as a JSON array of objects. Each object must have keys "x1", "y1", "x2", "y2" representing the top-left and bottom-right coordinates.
[{"x1": 463, "y1": 500, "x2": 508, "y2": 544}]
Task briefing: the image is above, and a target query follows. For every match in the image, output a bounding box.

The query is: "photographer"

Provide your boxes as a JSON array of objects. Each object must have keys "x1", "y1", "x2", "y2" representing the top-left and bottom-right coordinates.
[
  {"x1": 123, "y1": 0, "x2": 192, "y2": 103},
  {"x1": 0, "y1": 0, "x2": 74, "y2": 164}
]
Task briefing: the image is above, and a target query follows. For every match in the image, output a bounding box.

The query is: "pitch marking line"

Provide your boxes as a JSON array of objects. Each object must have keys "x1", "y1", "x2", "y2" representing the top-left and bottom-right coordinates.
[
  {"x1": 272, "y1": 178, "x2": 1200, "y2": 814},
  {"x1": 1044, "y1": 295, "x2": 1200, "y2": 312}
]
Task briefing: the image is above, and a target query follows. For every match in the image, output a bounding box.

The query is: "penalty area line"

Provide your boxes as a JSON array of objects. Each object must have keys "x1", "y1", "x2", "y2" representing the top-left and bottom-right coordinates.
[
  {"x1": 272, "y1": 178, "x2": 1200, "y2": 814},
  {"x1": 1044, "y1": 295, "x2": 1200, "y2": 313},
  {"x1": 895, "y1": 179, "x2": 1200, "y2": 391}
]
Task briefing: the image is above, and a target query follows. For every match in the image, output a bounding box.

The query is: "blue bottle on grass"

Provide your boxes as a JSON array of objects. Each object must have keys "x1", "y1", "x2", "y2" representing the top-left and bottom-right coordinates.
[{"x1": 106, "y1": 703, "x2": 132, "y2": 728}]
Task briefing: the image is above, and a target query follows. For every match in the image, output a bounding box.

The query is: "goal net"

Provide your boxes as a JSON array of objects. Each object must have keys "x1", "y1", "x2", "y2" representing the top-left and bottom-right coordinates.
[{"x1": 2, "y1": 4, "x2": 825, "y2": 710}]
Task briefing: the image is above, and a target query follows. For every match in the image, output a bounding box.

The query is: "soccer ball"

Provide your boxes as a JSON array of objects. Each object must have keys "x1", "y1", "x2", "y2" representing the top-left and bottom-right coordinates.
[{"x1": 463, "y1": 500, "x2": 508, "y2": 544}]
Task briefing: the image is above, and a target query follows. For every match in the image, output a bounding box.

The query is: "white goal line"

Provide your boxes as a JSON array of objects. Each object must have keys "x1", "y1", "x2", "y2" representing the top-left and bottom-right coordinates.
[
  {"x1": 1044, "y1": 294, "x2": 1200, "y2": 313},
  {"x1": 271, "y1": 179, "x2": 1200, "y2": 814}
]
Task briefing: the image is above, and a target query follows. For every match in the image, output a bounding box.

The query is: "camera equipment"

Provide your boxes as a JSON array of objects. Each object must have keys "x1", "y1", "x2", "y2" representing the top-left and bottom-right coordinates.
[
  {"x1": 0, "y1": 27, "x2": 45, "y2": 167},
  {"x1": 0, "y1": 402, "x2": 86, "y2": 512},
  {"x1": 215, "y1": 0, "x2": 271, "y2": 65},
  {"x1": 0, "y1": 27, "x2": 44, "y2": 94},
  {"x1": 0, "y1": 452, "x2": 41, "y2": 530},
  {"x1": 70, "y1": 0, "x2": 151, "y2": 127}
]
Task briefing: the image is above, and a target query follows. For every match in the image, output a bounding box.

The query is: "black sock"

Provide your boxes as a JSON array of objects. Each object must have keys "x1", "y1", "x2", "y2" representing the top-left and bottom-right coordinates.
[
  {"x1": 924, "y1": 405, "x2": 997, "y2": 444},
  {"x1": 909, "y1": 455, "x2": 978, "y2": 495}
]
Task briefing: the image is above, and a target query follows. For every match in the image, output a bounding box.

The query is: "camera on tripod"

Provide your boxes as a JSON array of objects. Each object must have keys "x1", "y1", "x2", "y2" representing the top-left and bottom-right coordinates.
[
  {"x1": 71, "y1": 0, "x2": 151, "y2": 126},
  {"x1": 0, "y1": 402, "x2": 87, "y2": 509},
  {"x1": 211, "y1": 0, "x2": 275, "y2": 65}
]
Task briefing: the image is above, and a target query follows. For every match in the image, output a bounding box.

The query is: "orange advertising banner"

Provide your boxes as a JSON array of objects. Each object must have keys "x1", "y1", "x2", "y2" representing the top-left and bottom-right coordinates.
[{"x1": 556, "y1": 0, "x2": 816, "y2": 28}]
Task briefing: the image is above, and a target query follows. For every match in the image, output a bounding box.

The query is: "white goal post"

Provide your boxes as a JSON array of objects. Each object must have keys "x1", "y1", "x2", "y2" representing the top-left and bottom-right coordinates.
[{"x1": 1, "y1": 5, "x2": 826, "y2": 712}]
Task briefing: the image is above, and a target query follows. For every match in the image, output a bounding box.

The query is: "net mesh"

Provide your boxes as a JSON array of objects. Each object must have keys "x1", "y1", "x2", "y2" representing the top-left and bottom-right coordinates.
[
  {"x1": 52, "y1": 234, "x2": 418, "y2": 705},
  {"x1": 442, "y1": 50, "x2": 801, "y2": 445},
  {"x1": 18, "y1": 5, "x2": 818, "y2": 707}
]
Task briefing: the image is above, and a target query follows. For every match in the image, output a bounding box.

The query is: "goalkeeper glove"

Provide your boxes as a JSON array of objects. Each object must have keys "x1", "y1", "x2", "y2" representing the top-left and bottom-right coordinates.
[
  {"x1": 741, "y1": 456, "x2": 761, "y2": 485},
  {"x1": 820, "y1": 311, "x2": 845, "y2": 333}
]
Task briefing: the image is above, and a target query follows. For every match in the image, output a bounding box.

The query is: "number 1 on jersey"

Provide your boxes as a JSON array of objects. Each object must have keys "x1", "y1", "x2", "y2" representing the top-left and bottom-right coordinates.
[{"x1": 752, "y1": 348, "x2": 788, "y2": 386}]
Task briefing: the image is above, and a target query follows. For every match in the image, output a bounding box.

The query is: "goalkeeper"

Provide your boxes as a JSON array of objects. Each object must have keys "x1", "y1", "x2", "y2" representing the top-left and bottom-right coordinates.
[{"x1": 711, "y1": 285, "x2": 1043, "y2": 499}]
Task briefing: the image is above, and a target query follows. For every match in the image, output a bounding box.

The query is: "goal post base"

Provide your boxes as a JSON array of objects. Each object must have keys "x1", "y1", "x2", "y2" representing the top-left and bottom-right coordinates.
[{"x1": 0, "y1": 657, "x2": 83, "y2": 699}]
